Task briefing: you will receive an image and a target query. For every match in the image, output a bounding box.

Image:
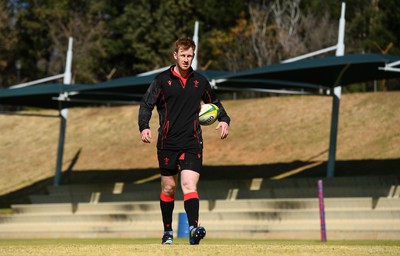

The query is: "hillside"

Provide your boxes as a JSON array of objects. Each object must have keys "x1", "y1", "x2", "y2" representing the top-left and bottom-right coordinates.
[{"x1": 0, "y1": 92, "x2": 399, "y2": 196}]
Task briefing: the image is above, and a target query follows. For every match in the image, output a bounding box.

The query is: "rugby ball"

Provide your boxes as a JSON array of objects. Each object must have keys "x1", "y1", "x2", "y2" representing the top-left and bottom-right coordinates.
[{"x1": 199, "y1": 103, "x2": 220, "y2": 126}]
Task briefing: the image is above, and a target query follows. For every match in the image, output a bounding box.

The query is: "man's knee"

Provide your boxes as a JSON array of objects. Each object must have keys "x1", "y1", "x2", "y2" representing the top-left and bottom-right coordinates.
[
  {"x1": 162, "y1": 184, "x2": 176, "y2": 196},
  {"x1": 181, "y1": 180, "x2": 197, "y2": 192}
]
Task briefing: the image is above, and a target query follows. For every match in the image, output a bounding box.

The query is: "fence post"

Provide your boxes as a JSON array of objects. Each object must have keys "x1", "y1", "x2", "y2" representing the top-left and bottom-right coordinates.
[{"x1": 318, "y1": 179, "x2": 327, "y2": 242}]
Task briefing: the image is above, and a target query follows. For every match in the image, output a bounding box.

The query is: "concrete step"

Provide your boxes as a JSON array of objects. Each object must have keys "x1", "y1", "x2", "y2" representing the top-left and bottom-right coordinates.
[
  {"x1": 46, "y1": 180, "x2": 249, "y2": 195},
  {"x1": 1, "y1": 229, "x2": 397, "y2": 240},
  {"x1": 2, "y1": 209, "x2": 400, "y2": 225},
  {"x1": 1, "y1": 219, "x2": 399, "y2": 232},
  {"x1": 31, "y1": 189, "x2": 244, "y2": 203},
  {"x1": 31, "y1": 186, "x2": 400, "y2": 203},
  {"x1": 258, "y1": 176, "x2": 400, "y2": 189},
  {"x1": 29, "y1": 192, "x2": 161, "y2": 204},
  {"x1": 46, "y1": 182, "x2": 161, "y2": 195},
  {"x1": 41, "y1": 176, "x2": 400, "y2": 202},
  {"x1": 11, "y1": 198, "x2": 400, "y2": 216},
  {"x1": 237, "y1": 186, "x2": 395, "y2": 199},
  {"x1": 247, "y1": 176, "x2": 400, "y2": 198},
  {"x1": 46, "y1": 176, "x2": 399, "y2": 193},
  {"x1": 11, "y1": 202, "x2": 186, "y2": 215}
]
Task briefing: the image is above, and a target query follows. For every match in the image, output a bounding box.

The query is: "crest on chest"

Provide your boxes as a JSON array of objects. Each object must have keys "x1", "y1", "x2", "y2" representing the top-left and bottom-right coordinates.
[{"x1": 164, "y1": 79, "x2": 200, "y2": 90}]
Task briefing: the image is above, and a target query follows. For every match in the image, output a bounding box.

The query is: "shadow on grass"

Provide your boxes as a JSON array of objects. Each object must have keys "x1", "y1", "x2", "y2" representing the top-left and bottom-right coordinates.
[{"x1": 1, "y1": 158, "x2": 399, "y2": 208}]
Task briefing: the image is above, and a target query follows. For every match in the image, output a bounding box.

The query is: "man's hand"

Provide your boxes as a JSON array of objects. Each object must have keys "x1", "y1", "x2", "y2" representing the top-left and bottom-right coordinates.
[
  {"x1": 141, "y1": 129, "x2": 152, "y2": 143},
  {"x1": 216, "y1": 121, "x2": 229, "y2": 139}
]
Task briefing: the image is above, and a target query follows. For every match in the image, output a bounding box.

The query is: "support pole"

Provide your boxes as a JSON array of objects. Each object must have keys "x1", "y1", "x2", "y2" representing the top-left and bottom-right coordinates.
[
  {"x1": 54, "y1": 37, "x2": 73, "y2": 186},
  {"x1": 327, "y1": 2, "x2": 345, "y2": 177},
  {"x1": 327, "y1": 86, "x2": 341, "y2": 177},
  {"x1": 54, "y1": 109, "x2": 68, "y2": 185},
  {"x1": 192, "y1": 21, "x2": 199, "y2": 70}
]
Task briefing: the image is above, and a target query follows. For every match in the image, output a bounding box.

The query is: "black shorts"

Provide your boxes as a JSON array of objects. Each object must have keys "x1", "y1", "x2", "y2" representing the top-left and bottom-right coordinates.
[{"x1": 157, "y1": 149, "x2": 203, "y2": 176}]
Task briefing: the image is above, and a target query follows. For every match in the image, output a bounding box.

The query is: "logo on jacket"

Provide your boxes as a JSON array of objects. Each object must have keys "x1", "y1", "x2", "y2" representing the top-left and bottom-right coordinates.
[
  {"x1": 164, "y1": 157, "x2": 170, "y2": 166},
  {"x1": 168, "y1": 80, "x2": 172, "y2": 86},
  {"x1": 194, "y1": 80, "x2": 199, "y2": 88}
]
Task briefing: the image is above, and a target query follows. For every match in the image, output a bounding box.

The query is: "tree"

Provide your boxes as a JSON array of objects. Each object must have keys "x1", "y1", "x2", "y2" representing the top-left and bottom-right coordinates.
[
  {"x1": 1, "y1": 0, "x2": 398, "y2": 92},
  {"x1": 208, "y1": 0, "x2": 304, "y2": 71},
  {"x1": 376, "y1": 0, "x2": 400, "y2": 55},
  {"x1": 0, "y1": 1, "x2": 19, "y2": 87},
  {"x1": 10, "y1": 0, "x2": 112, "y2": 84},
  {"x1": 207, "y1": 13, "x2": 255, "y2": 72},
  {"x1": 38, "y1": 0, "x2": 110, "y2": 83},
  {"x1": 13, "y1": 0, "x2": 55, "y2": 83},
  {"x1": 103, "y1": 0, "x2": 197, "y2": 77},
  {"x1": 300, "y1": 9, "x2": 338, "y2": 56}
]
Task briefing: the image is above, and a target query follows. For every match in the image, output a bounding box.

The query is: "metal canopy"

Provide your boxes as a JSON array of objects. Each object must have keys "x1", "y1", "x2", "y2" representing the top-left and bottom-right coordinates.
[
  {"x1": 0, "y1": 69, "x2": 233, "y2": 110},
  {"x1": 4, "y1": 53, "x2": 398, "y2": 109},
  {"x1": 213, "y1": 54, "x2": 400, "y2": 94},
  {"x1": 0, "y1": 75, "x2": 156, "y2": 110}
]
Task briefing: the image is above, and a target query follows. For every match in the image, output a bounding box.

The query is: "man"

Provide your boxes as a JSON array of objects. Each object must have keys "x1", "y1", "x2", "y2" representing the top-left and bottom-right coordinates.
[{"x1": 138, "y1": 37, "x2": 230, "y2": 245}]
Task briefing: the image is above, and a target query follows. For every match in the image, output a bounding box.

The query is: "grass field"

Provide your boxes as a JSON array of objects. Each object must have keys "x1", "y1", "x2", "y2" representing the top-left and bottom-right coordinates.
[{"x1": 1, "y1": 238, "x2": 400, "y2": 256}]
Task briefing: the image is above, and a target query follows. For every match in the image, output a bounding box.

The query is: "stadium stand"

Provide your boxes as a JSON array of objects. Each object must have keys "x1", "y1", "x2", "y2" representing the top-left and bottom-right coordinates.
[{"x1": 0, "y1": 175, "x2": 399, "y2": 240}]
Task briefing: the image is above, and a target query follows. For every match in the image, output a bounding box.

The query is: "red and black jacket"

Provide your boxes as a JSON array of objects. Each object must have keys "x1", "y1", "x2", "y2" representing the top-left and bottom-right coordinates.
[{"x1": 138, "y1": 66, "x2": 230, "y2": 150}]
